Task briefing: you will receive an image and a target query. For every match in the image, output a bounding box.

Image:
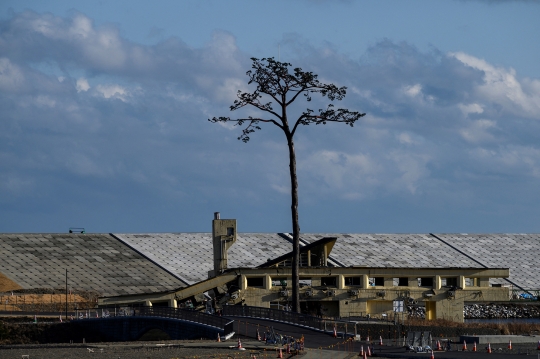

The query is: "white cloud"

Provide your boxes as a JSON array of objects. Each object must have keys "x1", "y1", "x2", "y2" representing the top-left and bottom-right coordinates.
[
  {"x1": 403, "y1": 84, "x2": 422, "y2": 97},
  {"x1": 35, "y1": 95, "x2": 56, "y2": 108},
  {"x1": 460, "y1": 119, "x2": 497, "y2": 143},
  {"x1": 95, "y1": 84, "x2": 129, "y2": 101},
  {"x1": 388, "y1": 151, "x2": 431, "y2": 194},
  {"x1": 451, "y1": 52, "x2": 540, "y2": 118},
  {"x1": 458, "y1": 103, "x2": 484, "y2": 116},
  {"x1": 300, "y1": 150, "x2": 381, "y2": 198},
  {"x1": 469, "y1": 145, "x2": 540, "y2": 178},
  {"x1": 397, "y1": 132, "x2": 424, "y2": 145},
  {"x1": 76, "y1": 78, "x2": 90, "y2": 92}
]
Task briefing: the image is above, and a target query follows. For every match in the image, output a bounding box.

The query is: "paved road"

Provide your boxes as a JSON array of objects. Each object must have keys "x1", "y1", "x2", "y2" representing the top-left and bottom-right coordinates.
[
  {"x1": 228, "y1": 316, "x2": 363, "y2": 349},
  {"x1": 225, "y1": 316, "x2": 540, "y2": 358}
]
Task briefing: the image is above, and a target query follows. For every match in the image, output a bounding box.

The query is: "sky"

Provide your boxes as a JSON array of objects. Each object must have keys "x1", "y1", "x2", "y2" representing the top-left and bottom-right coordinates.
[{"x1": 1, "y1": 0, "x2": 540, "y2": 234}]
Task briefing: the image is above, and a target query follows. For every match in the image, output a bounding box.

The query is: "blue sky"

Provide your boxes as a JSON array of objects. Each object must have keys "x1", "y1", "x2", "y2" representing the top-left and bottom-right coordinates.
[{"x1": 1, "y1": 0, "x2": 540, "y2": 233}]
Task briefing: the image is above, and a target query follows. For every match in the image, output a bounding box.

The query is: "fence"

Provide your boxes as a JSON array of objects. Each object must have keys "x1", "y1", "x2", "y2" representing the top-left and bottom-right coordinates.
[
  {"x1": 222, "y1": 305, "x2": 358, "y2": 336},
  {"x1": 0, "y1": 292, "x2": 97, "y2": 313},
  {"x1": 92, "y1": 306, "x2": 235, "y2": 336}
]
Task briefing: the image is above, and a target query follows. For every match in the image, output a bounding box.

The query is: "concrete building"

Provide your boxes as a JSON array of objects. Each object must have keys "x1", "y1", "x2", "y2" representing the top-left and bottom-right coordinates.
[
  {"x1": 97, "y1": 214, "x2": 513, "y2": 323},
  {"x1": 1, "y1": 213, "x2": 538, "y2": 322}
]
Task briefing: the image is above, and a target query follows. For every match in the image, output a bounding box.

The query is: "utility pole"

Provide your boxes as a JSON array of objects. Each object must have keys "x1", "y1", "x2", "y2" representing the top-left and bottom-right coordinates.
[{"x1": 65, "y1": 269, "x2": 68, "y2": 321}]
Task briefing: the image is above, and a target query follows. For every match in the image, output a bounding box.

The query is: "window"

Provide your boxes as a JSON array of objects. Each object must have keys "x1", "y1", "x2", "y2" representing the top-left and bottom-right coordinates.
[
  {"x1": 311, "y1": 252, "x2": 324, "y2": 266},
  {"x1": 272, "y1": 277, "x2": 288, "y2": 287},
  {"x1": 321, "y1": 277, "x2": 337, "y2": 287},
  {"x1": 300, "y1": 252, "x2": 309, "y2": 267},
  {"x1": 418, "y1": 277, "x2": 433, "y2": 287},
  {"x1": 443, "y1": 277, "x2": 458, "y2": 287},
  {"x1": 345, "y1": 276, "x2": 362, "y2": 286},
  {"x1": 369, "y1": 277, "x2": 384, "y2": 286},
  {"x1": 394, "y1": 277, "x2": 408, "y2": 286},
  {"x1": 247, "y1": 277, "x2": 263, "y2": 287},
  {"x1": 227, "y1": 227, "x2": 235, "y2": 236}
]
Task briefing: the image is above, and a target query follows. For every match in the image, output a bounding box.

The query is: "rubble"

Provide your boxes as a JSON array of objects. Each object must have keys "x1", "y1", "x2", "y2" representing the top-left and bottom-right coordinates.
[
  {"x1": 464, "y1": 304, "x2": 540, "y2": 319},
  {"x1": 406, "y1": 304, "x2": 540, "y2": 319}
]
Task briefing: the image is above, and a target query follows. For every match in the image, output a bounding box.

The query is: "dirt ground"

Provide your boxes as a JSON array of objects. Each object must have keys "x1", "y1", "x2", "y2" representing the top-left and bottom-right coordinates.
[{"x1": 0, "y1": 341, "x2": 301, "y2": 359}]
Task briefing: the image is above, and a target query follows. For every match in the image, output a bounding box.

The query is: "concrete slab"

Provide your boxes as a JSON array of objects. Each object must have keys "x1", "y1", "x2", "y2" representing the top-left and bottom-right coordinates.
[{"x1": 0, "y1": 233, "x2": 184, "y2": 296}]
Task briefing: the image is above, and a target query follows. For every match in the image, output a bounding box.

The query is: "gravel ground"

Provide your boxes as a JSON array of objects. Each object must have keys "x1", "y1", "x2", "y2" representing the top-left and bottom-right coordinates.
[
  {"x1": 0, "y1": 346, "x2": 261, "y2": 359},
  {"x1": 0, "y1": 341, "x2": 302, "y2": 359}
]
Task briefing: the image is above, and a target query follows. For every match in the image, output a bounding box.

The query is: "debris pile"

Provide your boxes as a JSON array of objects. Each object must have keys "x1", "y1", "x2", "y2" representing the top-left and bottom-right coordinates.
[
  {"x1": 407, "y1": 305, "x2": 426, "y2": 318},
  {"x1": 464, "y1": 304, "x2": 540, "y2": 319},
  {"x1": 407, "y1": 304, "x2": 540, "y2": 319}
]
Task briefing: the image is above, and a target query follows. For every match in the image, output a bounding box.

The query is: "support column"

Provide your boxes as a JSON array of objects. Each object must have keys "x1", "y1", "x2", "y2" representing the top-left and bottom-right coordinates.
[
  {"x1": 337, "y1": 275, "x2": 345, "y2": 290},
  {"x1": 264, "y1": 275, "x2": 272, "y2": 290},
  {"x1": 239, "y1": 275, "x2": 247, "y2": 290},
  {"x1": 362, "y1": 275, "x2": 369, "y2": 289},
  {"x1": 169, "y1": 299, "x2": 177, "y2": 308},
  {"x1": 459, "y1": 275, "x2": 466, "y2": 289},
  {"x1": 435, "y1": 276, "x2": 442, "y2": 290}
]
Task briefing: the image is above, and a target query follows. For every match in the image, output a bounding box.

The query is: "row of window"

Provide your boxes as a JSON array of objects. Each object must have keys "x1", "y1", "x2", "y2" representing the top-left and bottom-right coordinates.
[{"x1": 247, "y1": 276, "x2": 471, "y2": 288}]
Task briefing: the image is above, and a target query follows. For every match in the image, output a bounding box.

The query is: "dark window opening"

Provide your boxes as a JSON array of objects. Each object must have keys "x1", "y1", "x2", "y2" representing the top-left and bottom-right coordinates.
[
  {"x1": 300, "y1": 252, "x2": 309, "y2": 267},
  {"x1": 373, "y1": 277, "x2": 385, "y2": 286},
  {"x1": 444, "y1": 277, "x2": 458, "y2": 287},
  {"x1": 227, "y1": 227, "x2": 235, "y2": 236},
  {"x1": 311, "y1": 253, "x2": 324, "y2": 266},
  {"x1": 345, "y1": 276, "x2": 362, "y2": 286},
  {"x1": 321, "y1": 277, "x2": 337, "y2": 287},
  {"x1": 397, "y1": 277, "x2": 408, "y2": 286},
  {"x1": 418, "y1": 277, "x2": 433, "y2": 287},
  {"x1": 247, "y1": 277, "x2": 264, "y2": 287},
  {"x1": 151, "y1": 301, "x2": 169, "y2": 307}
]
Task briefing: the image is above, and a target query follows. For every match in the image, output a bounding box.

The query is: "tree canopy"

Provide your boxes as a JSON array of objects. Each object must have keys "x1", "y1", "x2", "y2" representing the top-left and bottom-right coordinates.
[{"x1": 210, "y1": 57, "x2": 365, "y2": 312}]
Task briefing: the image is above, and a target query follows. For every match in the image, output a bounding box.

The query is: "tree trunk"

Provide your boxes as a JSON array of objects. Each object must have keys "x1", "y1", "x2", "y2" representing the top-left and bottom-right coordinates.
[{"x1": 286, "y1": 134, "x2": 301, "y2": 313}]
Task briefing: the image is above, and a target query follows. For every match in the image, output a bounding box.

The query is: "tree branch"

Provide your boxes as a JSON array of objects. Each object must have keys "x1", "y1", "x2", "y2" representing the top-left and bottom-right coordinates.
[
  {"x1": 290, "y1": 105, "x2": 366, "y2": 137},
  {"x1": 209, "y1": 116, "x2": 284, "y2": 142}
]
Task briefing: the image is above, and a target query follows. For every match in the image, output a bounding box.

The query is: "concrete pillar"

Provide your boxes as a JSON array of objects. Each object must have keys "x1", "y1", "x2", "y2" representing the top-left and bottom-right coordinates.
[
  {"x1": 459, "y1": 275, "x2": 466, "y2": 289},
  {"x1": 384, "y1": 277, "x2": 393, "y2": 287},
  {"x1": 435, "y1": 276, "x2": 442, "y2": 290},
  {"x1": 362, "y1": 275, "x2": 369, "y2": 289},
  {"x1": 307, "y1": 250, "x2": 311, "y2": 267},
  {"x1": 144, "y1": 300, "x2": 152, "y2": 307},
  {"x1": 169, "y1": 299, "x2": 177, "y2": 308},
  {"x1": 409, "y1": 277, "x2": 418, "y2": 287},
  {"x1": 239, "y1": 275, "x2": 247, "y2": 290},
  {"x1": 264, "y1": 275, "x2": 272, "y2": 290},
  {"x1": 337, "y1": 275, "x2": 345, "y2": 290}
]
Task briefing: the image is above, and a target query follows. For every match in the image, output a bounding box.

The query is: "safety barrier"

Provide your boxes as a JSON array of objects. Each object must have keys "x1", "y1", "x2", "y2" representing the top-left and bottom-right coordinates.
[
  {"x1": 85, "y1": 306, "x2": 235, "y2": 336},
  {"x1": 222, "y1": 305, "x2": 355, "y2": 336}
]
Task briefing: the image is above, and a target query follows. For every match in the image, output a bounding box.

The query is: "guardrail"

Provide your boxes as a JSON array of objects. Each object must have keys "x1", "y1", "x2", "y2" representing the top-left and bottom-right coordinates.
[
  {"x1": 222, "y1": 305, "x2": 356, "y2": 336},
  {"x1": 83, "y1": 306, "x2": 235, "y2": 336}
]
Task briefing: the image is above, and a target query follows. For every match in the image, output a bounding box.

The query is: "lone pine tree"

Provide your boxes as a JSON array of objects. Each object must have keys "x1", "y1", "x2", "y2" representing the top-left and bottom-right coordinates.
[{"x1": 210, "y1": 57, "x2": 365, "y2": 313}]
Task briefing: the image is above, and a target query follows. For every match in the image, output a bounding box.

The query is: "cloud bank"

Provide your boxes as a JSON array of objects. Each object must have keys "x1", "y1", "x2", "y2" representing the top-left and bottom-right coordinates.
[{"x1": 1, "y1": 11, "x2": 540, "y2": 232}]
